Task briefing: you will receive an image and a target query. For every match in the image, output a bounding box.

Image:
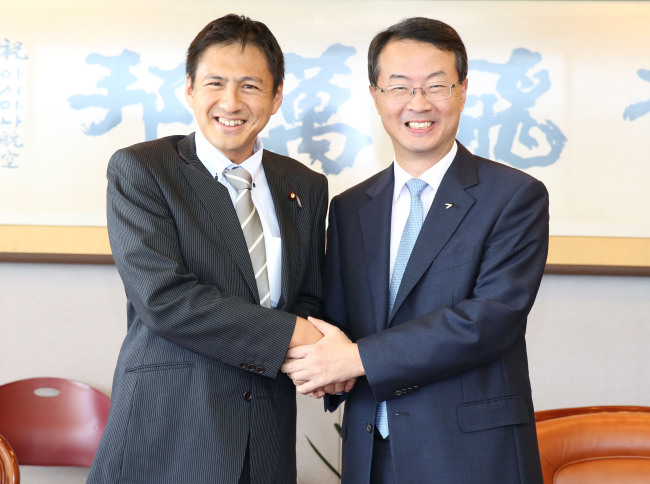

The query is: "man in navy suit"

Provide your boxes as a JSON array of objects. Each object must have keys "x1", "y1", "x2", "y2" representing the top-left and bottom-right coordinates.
[
  {"x1": 283, "y1": 17, "x2": 548, "y2": 484},
  {"x1": 88, "y1": 14, "x2": 326, "y2": 484}
]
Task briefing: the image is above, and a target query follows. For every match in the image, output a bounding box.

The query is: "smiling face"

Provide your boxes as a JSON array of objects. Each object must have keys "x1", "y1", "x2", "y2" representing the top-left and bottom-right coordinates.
[
  {"x1": 185, "y1": 42, "x2": 283, "y2": 164},
  {"x1": 370, "y1": 39, "x2": 467, "y2": 173}
]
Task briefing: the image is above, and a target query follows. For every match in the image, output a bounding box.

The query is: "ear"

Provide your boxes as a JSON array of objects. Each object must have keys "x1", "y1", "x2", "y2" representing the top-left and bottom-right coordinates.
[
  {"x1": 458, "y1": 77, "x2": 468, "y2": 110},
  {"x1": 369, "y1": 84, "x2": 381, "y2": 114},
  {"x1": 271, "y1": 82, "x2": 284, "y2": 115},
  {"x1": 184, "y1": 75, "x2": 195, "y2": 108}
]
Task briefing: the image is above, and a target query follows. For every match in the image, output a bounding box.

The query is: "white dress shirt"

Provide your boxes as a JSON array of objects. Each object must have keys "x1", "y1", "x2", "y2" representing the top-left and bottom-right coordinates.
[
  {"x1": 389, "y1": 142, "x2": 457, "y2": 281},
  {"x1": 195, "y1": 130, "x2": 282, "y2": 308}
]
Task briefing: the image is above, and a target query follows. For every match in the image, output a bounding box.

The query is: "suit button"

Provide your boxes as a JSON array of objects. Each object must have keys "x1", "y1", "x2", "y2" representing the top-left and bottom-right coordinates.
[
  {"x1": 244, "y1": 391, "x2": 252, "y2": 402},
  {"x1": 239, "y1": 363, "x2": 247, "y2": 369},
  {"x1": 366, "y1": 423, "x2": 373, "y2": 433},
  {"x1": 247, "y1": 364, "x2": 256, "y2": 372},
  {"x1": 394, "y1": 390, "x2": 402, "y2": 396},
  {"x1": 413, "y1": 385, "x2": 419, "y2": 390},
  {"x1": 256, "y1": 366, "x2": 265, "y2": 374}
]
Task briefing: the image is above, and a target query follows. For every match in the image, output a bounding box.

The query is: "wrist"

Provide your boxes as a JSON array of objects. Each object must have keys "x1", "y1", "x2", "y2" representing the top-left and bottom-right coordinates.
[{"x1": 289, "y1": 316, "x2": 322, "y2": 347}]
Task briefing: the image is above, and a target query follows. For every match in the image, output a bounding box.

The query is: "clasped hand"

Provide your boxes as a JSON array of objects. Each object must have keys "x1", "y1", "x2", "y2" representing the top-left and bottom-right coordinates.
[{"x1": 282, "y1": 317, "x2": 361, "y2": 398}]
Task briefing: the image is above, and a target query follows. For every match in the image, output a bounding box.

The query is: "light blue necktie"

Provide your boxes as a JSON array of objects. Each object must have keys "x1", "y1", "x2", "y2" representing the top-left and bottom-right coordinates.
[{"x1": 376, "y1": 178, "x2": 428, "y2": 439}]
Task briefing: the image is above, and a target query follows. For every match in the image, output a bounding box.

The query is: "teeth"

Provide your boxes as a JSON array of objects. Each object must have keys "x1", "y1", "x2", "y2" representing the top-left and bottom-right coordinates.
[
  {"x1": 218, "y1": 118, "x2": 244, "y2": 127},
  {"x1": 407, "y1": 121, "x2": 432, "y2": 129}
]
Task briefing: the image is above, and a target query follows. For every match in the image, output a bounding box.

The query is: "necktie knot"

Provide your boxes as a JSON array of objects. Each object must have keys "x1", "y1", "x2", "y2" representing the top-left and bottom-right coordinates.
[
  {"x1": 223, "y1": 167, "x2": 252, "y2": 192},
  {"x1": 405, "y1": 178, "x2": 428, "y2": 199}
]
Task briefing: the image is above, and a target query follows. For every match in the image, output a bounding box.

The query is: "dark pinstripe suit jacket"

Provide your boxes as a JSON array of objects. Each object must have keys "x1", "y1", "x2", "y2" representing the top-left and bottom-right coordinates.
[{"x1": 87, "y1": 133, "x2": 328, "y2": 484}]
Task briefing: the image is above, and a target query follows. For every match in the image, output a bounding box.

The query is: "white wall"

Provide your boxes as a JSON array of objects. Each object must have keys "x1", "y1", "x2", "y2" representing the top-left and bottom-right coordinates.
[
  {"x1": 1, "y1": 262, "x2": 649, "y2": 483},
  {"x1": 528, "y1": 273, "x2": 650, "y2": 409}
]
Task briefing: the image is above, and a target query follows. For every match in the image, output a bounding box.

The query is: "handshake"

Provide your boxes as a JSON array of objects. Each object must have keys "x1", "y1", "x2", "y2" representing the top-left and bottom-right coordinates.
[{"x1": 281, "y1": 317, "x2": 362, "y2": 398}]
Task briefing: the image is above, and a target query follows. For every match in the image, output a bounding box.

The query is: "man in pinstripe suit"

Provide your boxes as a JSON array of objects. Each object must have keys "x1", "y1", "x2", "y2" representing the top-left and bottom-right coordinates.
[{"x1": 87, "y1": 14, "x2": 327, "y2": 484}]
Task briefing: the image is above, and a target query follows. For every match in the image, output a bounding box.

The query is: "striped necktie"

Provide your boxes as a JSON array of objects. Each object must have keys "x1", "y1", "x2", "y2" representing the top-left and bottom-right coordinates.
[{"x1": 223, "y1": 167, "x2": 271, "y2": 308}]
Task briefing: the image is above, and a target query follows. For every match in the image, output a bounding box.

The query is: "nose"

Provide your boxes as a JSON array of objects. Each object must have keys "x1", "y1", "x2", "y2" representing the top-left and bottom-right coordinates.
[
  {"x1": 408, "y1": 87, "x2": 432, "y2": 110},
  {"x1": 219, "y1": 86, "x2": 243, "y2": 112}
]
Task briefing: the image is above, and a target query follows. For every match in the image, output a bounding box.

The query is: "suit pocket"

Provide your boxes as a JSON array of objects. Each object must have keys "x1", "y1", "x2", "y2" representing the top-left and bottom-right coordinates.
[
  {"x1": 125, "y1": 361, "x2": 195, "y2": 373},
  {"x1": 428, "y1": 244, "x2": 476, "y2": 275},
  {"x1": 457, "y1": 396, "x2": 530, "y2": 433}
]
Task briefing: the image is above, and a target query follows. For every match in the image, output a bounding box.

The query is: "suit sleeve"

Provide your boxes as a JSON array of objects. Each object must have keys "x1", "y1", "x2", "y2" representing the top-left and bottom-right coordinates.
[
  {"x1": 322, "y1": 200, "x2": 348, "y2": 330},
  {"x1": 288, "y1": 174, "x2": 328, "y2": 320},
  {"x1": 322, "y1": 199, "x2": 352, "y2": 412},
  {"x1": 357, "y1": 177, "x2": 549, "y2": 403},
  {"x1": 107, "y1": 147, "x2": 297, "y2": 379}
]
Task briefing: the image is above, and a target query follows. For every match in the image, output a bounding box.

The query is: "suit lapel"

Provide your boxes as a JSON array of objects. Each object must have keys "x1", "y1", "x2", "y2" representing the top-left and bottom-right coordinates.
[
  {"x1": 177, "y1": 134, "x2": 259, "y2": 300},
  {"x1": 359, "y1": 167, "x2": 394, "y2": 333},
  {"x1": 262, "y1": 151, "x2": 298, "y2": 310},
  {"x1": 390, "y1": 144, "x2": 479, "y2": 322}
]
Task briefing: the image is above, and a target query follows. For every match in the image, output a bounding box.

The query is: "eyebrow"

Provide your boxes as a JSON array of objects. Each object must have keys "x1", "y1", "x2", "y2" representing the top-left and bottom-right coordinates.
[
  {"x1": 203, "y1": 74, "x2": 265, "y2": 84},
  {"x1": 387, "y1": 70, "x2": 447, "y2": 83}
]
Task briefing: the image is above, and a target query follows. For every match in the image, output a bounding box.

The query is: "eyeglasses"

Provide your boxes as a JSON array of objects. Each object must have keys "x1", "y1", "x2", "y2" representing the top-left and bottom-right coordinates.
[{"x1": 373, "y1": 80, "x2": 463, "y2": 103}]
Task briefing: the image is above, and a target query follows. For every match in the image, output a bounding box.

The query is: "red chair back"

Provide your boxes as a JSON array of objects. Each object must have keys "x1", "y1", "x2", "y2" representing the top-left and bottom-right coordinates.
[{"x1": 0, "y1": 377, "x2": 110, "y2": 467}]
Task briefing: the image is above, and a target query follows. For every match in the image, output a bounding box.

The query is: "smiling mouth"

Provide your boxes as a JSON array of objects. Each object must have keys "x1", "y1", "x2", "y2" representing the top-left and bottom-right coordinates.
[
  {"x1": 406, "y1": 121, "x2": 433, "y2": 130},
  {"x1": 217, "y1": 117, "x2": 245, "y2": 127}
]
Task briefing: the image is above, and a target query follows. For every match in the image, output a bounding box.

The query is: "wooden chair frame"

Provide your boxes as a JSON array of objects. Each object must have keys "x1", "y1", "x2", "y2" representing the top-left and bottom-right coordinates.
[{"x1": 0, "y1": 433, "x2": 19, "y2": 484}]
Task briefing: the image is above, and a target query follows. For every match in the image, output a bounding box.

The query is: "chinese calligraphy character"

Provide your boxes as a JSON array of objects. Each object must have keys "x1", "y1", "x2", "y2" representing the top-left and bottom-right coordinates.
[
  {"x1": 69, "y1": 49, "x2": 191, "y2": 141},
  {"x1": 0, "y1": 148, "x2": 19, "y2": 168},
  {"x1": 458, "y1": 48, "x2": 566, "y2": 169},
  {"x1": 262, "y1": 43, "x2": 371, "y2": 175},
  {"x1": 0, "y1": 39, "x2": 28, "y2": 61},
  {"x1": 0, "y1": 131, "x2": 23, "y2": 168}
]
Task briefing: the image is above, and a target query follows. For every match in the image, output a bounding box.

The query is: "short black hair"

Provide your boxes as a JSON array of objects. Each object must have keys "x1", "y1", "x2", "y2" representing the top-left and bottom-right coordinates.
[
  {"x1": 186, "y1": 14, "x2": 285, "y2": 94},
  {"x1": 368, "y1": 17, "x2": 467, "y2": 86}
]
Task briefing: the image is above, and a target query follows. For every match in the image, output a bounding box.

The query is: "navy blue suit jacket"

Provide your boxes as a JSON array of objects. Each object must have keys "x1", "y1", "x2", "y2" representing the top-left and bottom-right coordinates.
[{"x1": 324, "y1": 142, "x2": 548, "y2": 484}]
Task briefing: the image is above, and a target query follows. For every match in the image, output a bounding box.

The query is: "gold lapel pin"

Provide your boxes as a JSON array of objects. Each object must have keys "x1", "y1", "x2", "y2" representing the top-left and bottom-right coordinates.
[{"x1": 289, "y1": 191, "x2": 302, "y2": 209}]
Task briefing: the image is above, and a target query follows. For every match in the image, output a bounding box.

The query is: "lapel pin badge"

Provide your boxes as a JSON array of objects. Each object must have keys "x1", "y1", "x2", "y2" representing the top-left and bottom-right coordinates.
[
  {"x1": 288, "y1": 191, "x2": 302, "y2": 209},
  {"x1": 445, "y1": 203, "x2": 453, "y2": 210}
]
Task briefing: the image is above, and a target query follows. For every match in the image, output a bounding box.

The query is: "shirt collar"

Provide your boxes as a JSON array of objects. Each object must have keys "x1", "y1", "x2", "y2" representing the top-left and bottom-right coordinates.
[
  {"x1": 392, "y1": 141, "x2": 458, "y2": 202},
  {"x1": 194, "y1": 129, "x2": 265, "y2": 180}
]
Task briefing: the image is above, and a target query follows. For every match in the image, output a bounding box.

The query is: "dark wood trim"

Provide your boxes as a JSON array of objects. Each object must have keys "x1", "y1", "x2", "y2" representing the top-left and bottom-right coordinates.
[
  {"x1": 545, "y1": 264, "x2": 650, "y2": 277},
  {"x1": 0, "y1": 252, "x2": 114, "y2": 264}
]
